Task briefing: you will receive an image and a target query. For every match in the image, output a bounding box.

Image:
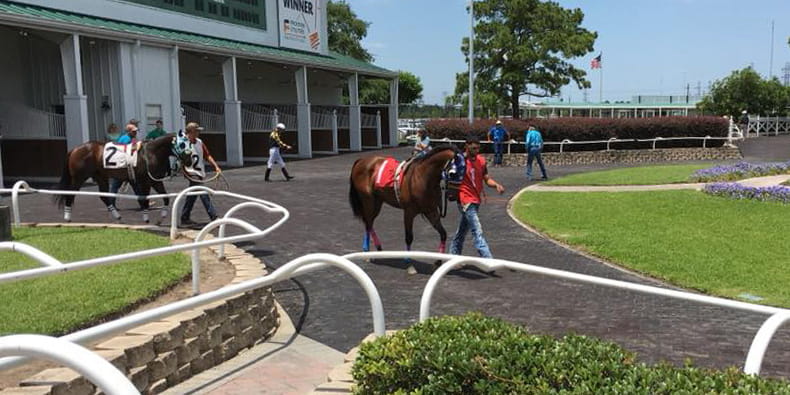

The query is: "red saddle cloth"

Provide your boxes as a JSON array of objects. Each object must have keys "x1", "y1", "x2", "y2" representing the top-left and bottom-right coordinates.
[{"x1": 374, "y1": 157, "x2": 400, "y2": 189}]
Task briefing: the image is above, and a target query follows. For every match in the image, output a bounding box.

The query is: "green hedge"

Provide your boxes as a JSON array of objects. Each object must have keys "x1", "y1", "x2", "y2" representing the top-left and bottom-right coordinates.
[
  {"x1": 424, "y1": 117, "x2": 729, "y2": 152},
  {"x1": 352, "y1": 313, "x2": 790, "y2": 394}
]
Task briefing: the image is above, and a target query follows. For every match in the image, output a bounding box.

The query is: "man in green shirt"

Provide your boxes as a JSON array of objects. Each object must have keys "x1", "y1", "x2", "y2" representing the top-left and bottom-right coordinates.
[{"x1": 145, "y1": 119, "x2": 167, "y2": 140}]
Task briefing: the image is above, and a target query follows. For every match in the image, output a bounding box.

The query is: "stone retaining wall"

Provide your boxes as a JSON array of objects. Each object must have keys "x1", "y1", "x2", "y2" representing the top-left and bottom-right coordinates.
[
  {"x1": 492, "y1": 147, "x2": 741, "y2": 167},
  {"x1": 1, "y1": 224, "x2": 279, "y2": 395}
]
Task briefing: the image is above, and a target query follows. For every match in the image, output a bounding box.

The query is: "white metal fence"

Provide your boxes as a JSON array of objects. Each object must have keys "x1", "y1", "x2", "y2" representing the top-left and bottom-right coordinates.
[
  {"x1": 744, "y1": 116, "x2": 790, "y2": 137},
  {"x1": 2, "y1": 182, "x2": 790, "y2": 389},
  {"x1": 183, "y1": 103, "x2": 225, "y2": 132}
]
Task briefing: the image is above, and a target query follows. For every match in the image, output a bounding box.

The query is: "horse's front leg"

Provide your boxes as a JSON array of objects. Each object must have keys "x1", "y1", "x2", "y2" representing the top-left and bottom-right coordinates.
[
  {"x1": 403, "y1": 209, "x2": 417, "y2": 275},
  {"x1": 152, "y1": 181, "x2": 169, "y2": 225}
]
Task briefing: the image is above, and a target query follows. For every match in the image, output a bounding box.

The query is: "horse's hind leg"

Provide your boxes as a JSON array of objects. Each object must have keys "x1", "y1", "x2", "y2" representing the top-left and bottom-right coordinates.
[
  {"x1": 425, "y1": 210, "x2": 448, "y2": 267},
  {"x1": 367, "y1": 199, "x2": 384, "y2": 251},
  {"x1": 102, "y1": 178, "x2": 123, "y2": 221},
  {"x1": 152, "y1": 181, "x2": 169, "y2": 225},
  {"x1": 403, "y1": 209, "x2": 417, "y2": 275}
]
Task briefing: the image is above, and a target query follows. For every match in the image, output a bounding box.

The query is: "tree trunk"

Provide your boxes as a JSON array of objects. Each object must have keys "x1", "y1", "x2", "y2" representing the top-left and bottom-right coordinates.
[{"x1": 510, "y1": 92, "x2": 521, "y2": 119}]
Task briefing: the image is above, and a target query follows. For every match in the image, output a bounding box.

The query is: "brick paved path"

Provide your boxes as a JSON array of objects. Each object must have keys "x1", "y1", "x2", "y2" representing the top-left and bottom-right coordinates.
[{"x1": 7, "y1": 135, "x2": 790, "y2": 380}]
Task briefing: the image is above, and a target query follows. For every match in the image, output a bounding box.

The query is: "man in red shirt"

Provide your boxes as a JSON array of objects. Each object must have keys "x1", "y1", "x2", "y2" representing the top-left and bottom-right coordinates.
[{"x1": 449, "y1": 135, "x2": 505, "y2": 258}]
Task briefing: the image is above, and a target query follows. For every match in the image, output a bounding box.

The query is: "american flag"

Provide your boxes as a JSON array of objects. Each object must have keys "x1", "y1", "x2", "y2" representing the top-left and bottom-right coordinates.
[{"x1": 590, "y1": 53, "x2": 602, "y2": 69}]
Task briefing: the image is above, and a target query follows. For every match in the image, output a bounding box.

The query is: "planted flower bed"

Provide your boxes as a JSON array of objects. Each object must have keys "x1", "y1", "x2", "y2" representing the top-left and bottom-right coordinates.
[
  {"x1": 704, "y1": 183, "x2": 790, "y2": 204},
  {"x1": 690, "y1": 161, "x2": 790, "y2": 182}
]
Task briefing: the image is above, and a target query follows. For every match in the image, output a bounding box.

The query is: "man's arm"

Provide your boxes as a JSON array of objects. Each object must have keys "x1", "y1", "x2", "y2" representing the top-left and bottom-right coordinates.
[{"x1": 483, "y1": 170, "x2": 505, "y2": 194}]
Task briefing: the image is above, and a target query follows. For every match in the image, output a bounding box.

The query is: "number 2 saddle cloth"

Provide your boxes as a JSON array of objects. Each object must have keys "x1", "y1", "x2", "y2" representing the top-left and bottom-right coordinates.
[{"x1": 102, "y1": 142, "x2": 139, "y2": 170}]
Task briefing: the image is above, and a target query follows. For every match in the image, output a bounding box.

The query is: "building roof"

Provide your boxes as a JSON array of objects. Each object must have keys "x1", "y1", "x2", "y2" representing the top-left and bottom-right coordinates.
[{"x1": 0, "y1": 1, "x2": 396, "y2": 78}]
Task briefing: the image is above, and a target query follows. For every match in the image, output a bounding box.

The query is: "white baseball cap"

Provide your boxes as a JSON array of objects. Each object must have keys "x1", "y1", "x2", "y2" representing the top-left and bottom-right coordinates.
[{"x1": 276, "y1": 123, "x2": 286, "y2": 130}]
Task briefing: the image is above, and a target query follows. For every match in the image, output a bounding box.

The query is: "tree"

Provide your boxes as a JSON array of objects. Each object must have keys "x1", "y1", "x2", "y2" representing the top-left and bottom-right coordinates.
[
  {"x1": 697, "y1": 67, "x2": 790, "y2": 116},
  {"x1": 454, "y1": 0, "x2": 597, "y2": 118},
  {"x1": 327, "y1": 1, "x2": 373, "y2": 62},
  {"x1": 359, "y1": 71, "x2": 424, "y2": 104}
]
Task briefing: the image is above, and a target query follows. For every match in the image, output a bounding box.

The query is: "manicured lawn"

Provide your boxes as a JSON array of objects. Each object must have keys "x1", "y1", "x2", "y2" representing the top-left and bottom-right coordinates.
[
  {"x1": 544, "y1": 164, "x2": 710, "y2": 186},
  {"x1": 513, "y1": 190, "x2": 790, "y2": 308},
  {"x1": 0, "y1": 226, "x2": 190, "y2": 335}
]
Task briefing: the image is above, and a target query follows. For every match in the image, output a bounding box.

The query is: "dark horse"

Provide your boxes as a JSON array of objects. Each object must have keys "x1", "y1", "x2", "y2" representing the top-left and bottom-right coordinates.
[
  {"x1": 349, "y1": 145, "x2": 464, "y2": 268},
  {"x1": 55, "y1": 134, "x2": 187, "y2": 223}
]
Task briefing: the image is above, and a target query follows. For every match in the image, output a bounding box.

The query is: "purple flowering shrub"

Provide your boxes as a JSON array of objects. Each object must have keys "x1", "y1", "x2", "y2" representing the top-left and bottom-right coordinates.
[
  {"x1": 690, "y1": 161, "x2": 790, "y2": 183},
  {"x1": 703, "y1": 182, "x2": 790, "y2": 204}
]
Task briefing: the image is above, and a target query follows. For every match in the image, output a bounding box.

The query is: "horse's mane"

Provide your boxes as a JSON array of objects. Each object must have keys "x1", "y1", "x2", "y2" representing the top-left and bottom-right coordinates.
[
  {"x1": 412, "y1": 144, "x2": 459, "y2": 163},
  {"x1": 144, "y1": 134, "x2": 175, "y2": 155}
]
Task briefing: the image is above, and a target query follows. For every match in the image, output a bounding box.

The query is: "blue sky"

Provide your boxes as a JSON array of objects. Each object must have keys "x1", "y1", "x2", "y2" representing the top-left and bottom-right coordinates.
[{"x1": 343, "y1": 0, "x2": 790, "y2": 105}]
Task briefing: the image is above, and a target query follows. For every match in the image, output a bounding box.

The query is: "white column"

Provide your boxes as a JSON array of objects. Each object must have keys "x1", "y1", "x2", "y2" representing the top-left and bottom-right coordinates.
[
  {"x1": 170, "y1": 46, "x2": 183, "y2": 132},
  {"x1": 388, "y1": 78, "x2": 398, "y2": 147},
  {"x1": 331, "y1": 109, "x2": 339, "y2": 154},
  {"x1": 348, "y1": 73, "x2": 362, "y2": 151},
  {"x1": 60, "y1": 34, "x2": 89, "y2": 149},
  {"x1": 223, "y1": 57, "x2": 243, "y2": 166},
  {"x1": 118, "y1": 43, "x2": 137, "y2": 125},
  {"x1": 375, "y1": 110, "x2": 382, "y2": 148},
  {"x1": 295, "y1": 66, "x2": 312, "y2": 158}
]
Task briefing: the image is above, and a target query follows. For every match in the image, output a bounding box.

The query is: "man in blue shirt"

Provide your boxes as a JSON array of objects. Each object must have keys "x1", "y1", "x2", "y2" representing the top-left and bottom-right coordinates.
[
  {"x1": 487, "y1": 120, "x2": 510, "y2": 167},
  {"x1": 524, "y1": 125, "x2": 548, "y2": 181}
]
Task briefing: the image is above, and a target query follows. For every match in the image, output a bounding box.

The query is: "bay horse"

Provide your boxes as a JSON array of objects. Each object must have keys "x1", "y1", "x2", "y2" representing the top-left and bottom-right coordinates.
[
  {"x1": 349, "y1": 145, "x2": 465, "y2": 270},
  {"x1": 54, "y1": 134, "x2": 188, "y2": 223}
]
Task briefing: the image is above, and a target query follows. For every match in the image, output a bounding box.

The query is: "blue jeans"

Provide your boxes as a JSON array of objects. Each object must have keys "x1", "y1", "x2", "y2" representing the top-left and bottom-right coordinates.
[
  {"x1": 493, "y1": 141, "x2": 504, "y2": 165},
  {"x1": 181, "y1": 180, "x2": 217, "y2": 221},
  {"x1": 526, "y1": 147, "x2": 547, "y2": 180},
  {"x1": 450, "y1": 203, "x2": 492, "y2": 258},
  {"x1": 108, "y1": 178, "x2": 141, "y2": 207}
]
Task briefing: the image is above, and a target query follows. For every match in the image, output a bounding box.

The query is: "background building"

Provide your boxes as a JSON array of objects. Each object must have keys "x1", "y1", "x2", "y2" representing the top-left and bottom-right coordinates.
[{"x1": 0, "y1": 0, "x2": 398, "y2": 181}]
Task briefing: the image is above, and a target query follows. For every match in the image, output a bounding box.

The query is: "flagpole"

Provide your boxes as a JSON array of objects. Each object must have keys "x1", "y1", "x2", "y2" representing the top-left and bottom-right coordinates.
[{"x1": 599, "y1": 67, "x2": 603, "y2": 103}]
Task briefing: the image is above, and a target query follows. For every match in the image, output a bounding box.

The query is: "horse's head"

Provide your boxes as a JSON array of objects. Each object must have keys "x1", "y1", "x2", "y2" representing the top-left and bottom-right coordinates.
[{"x1": 171, "y1": 129, "x2": 195, "y2": 168}]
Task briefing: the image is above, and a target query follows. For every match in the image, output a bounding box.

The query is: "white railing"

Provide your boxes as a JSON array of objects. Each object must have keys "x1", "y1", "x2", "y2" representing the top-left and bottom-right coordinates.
[
  {"x1": 311, "y1": 109, "x2": 335, "y2": 129},
  {"x1": 0, "y1": 184, "x2": 386, "y2": 376},
  {"x1": 0, "y1": 334, "x2": 137, "y2": 394},
  {"x1": 344, "y1": 251, "x2": 790, "y2": 377},
  {"x1": 183, "y1": 103, "x2": 225, "y2": 132},
  {"x1": 48, "y1": 112, "x2": 66, "y2": 138},
  {"x1": 241, "y1": 104, "x2": 276, "y2": 131},
  {"x1": 361, "y1": 112, "x2": 378, "y2": 128},
  {"x1": 745, "y1": 116, "x2": 790, "y2": 137},
  {"x1": 429, "y1": 135, "x2": 739, "y2": 154}
]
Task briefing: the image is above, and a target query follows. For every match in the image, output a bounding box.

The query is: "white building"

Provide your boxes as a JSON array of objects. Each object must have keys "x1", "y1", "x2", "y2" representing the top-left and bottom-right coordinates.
[
  {"x1": 0, "y1": 0, "x2": 398, "y2": 180},
  {"x1": 523, "y1": 95, "x2": 702, "y2": 119}
]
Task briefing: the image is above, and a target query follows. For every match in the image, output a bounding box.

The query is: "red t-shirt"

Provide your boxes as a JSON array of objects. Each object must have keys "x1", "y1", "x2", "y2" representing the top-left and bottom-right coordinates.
[{"x1": 458, "y1": 155, "x2": 487, "y2": 205}]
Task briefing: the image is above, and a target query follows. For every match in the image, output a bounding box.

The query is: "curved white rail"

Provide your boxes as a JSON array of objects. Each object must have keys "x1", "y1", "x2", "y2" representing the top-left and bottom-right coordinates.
[
  {"x1": 744, "y1": 311, "x2": 790, "y2": 375},
  {"x1": 217, "y1": 201, "x2": 283, "y2": 259},
  {"x1": 398, "y1": 252, "x2": 789, "y2": 375},
  {"x1": 0, "y1": 253, "x2": 385, "y2": 371},
  {"x1": 0, "y1": 334, "x2": 138, "y2": 394},
  {"x1": 192, "y1": 218, "x2": 262, "y2": 295},
  {"x1": 0, "y1": 242, "x2": 62, "y2": 267}
]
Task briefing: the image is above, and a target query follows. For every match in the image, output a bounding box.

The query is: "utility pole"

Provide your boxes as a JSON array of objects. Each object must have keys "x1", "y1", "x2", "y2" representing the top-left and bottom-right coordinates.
[
  {"x1": 782, "y1": 62, "x2": 790, "y2": 86},
  {"x1": 769, "y1": 20, "x2": 775, "y2": 79},
  {"x1": 468, "y1": 0, "x2": 474, "y2": 124}
]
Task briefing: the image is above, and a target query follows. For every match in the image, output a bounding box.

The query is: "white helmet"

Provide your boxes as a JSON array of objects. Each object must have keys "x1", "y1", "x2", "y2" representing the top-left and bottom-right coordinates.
[{"x1": 276, "y1": 123, "x2": 286, "y2": 130}]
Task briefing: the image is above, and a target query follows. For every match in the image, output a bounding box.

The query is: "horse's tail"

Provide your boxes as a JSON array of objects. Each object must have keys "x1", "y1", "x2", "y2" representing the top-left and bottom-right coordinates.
[
  {"x1": 349, "y1": 160, "x2": 364, "y2": 219},
  {"x1": 53, "y1": 151, "x2": 73, "y2": 209}
]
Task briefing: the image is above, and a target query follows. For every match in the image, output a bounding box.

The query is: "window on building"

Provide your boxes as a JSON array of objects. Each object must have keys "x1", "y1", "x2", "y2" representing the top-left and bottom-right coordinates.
[
  {"x1": 221, "y1": 5, "x2": 229, "y2": 16},
  {"x1": 195, "y1": 0, "x2": 204, "y2": 10},
  {"x1": 208, "y1": 3, "x2": 217, "y2": 13}
]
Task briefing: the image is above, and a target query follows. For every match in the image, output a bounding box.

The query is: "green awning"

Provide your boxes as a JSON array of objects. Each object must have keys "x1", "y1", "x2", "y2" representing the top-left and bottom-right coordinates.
[{"x1": 0, "y1": 1, "x2": 395, "y2": 77}]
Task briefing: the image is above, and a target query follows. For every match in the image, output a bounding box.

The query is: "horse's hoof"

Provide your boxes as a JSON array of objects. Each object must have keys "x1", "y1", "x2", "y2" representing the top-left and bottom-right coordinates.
[
  {"x1": 375, "y1": 245, "x2": 383, "y2": 252},
  {"x1": 406, "y1": 265, "x2": 417, "y2": 275}
]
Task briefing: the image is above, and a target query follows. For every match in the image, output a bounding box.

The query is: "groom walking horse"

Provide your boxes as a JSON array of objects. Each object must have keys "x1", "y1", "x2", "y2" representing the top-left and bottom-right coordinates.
[
  {"x1": 349, "y1": 145, "x2": 465, "y2": 266},
  {"x1": 55, "y1": 134, "x2": 191, "y2": 223}
]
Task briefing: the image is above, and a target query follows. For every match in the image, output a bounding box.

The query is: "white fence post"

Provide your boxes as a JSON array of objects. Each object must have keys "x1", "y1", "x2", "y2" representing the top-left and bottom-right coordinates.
[{"x1": 332, "y1": 110, "x2": 339, "y2": 154}]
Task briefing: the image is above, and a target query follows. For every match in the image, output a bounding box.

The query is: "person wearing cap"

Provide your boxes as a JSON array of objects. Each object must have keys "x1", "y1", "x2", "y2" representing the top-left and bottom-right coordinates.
[
  {"x1": 739, "y1": 110, "x2": 749, "y2": 134},
  {"x1": 412, "y1": 129, "x2": 431, "y2": 159},
  {"x1": 266, "y1": 123, "x2": 294, "y2": 182},
  {"x1": 488, "y1": 120, "x2": 510, "y2": 167},
  {"x1": 180, "y1": 121, "x2": 221, "y2": 225},
  {"x1": 107, "y1": 123, "x2": 142, "y2": 217}
]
